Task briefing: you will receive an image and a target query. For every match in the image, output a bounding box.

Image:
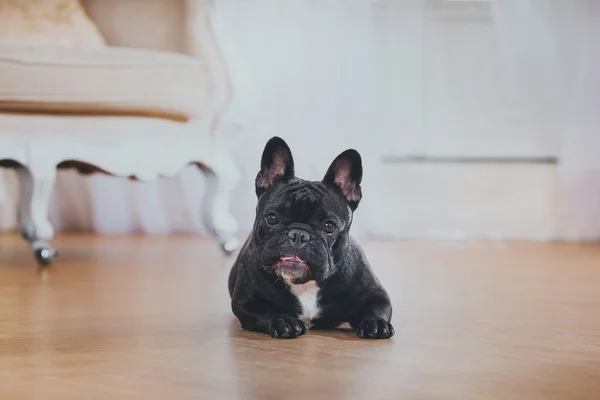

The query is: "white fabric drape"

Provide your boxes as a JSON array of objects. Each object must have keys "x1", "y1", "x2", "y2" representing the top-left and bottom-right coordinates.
[{"x1": 491, "y1": 0, "x2": 600, "y2": 239}]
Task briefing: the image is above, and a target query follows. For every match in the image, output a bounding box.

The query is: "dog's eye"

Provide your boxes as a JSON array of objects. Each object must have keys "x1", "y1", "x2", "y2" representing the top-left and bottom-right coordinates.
[
  {"x1": 323, "y1": 221, "x2": 336, "y2": 234},
  {"x1": 266, "y1": 213, "x2": 279, "y2": 225}
]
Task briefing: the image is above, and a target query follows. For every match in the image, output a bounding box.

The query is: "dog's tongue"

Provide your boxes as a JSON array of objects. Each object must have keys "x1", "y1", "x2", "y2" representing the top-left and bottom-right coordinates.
[{"x1": 280, "y1": 256, "x2": 305, "y2": 263}]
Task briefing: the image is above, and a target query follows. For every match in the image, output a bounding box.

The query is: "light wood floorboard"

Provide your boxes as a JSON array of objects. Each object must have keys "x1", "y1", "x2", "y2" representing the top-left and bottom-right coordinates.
[{"x1": 0, "y1": 234, "x2": 599, "y2": 399}]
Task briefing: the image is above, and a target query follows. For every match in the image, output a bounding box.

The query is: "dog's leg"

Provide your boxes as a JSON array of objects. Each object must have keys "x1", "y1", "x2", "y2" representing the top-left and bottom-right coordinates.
[
  {"x1": 232, "y1": 299, "x2": 308, "y2": 339},
  {"x1": 350, "y1": 295, "x2": 395, "y2": 339}
]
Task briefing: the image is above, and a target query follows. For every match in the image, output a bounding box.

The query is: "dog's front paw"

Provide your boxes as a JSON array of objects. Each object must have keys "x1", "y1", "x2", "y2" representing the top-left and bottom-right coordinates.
[
  {"x1": 268, "y1": 316, "x2": 309, "y2": 339},
  {"x1": 356, "y1": 317, "x2": 394, "y2": 339}
]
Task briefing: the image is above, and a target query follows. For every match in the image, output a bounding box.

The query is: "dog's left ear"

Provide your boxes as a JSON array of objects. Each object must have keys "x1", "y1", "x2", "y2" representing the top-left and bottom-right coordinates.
[{"x1": 322, "y1": 149, "x2": 363, "y2": 210}]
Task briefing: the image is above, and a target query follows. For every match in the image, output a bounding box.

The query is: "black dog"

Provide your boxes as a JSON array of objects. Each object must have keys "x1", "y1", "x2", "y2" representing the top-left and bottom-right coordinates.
[{"x1": 228, "y1": 137, "x2": 394, "y2": 339}]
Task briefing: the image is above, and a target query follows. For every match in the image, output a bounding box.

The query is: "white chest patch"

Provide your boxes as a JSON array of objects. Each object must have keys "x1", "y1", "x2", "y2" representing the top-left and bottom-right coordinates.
[{"x1": 283, "y1": 276, "x2": 321, "y2": 324}]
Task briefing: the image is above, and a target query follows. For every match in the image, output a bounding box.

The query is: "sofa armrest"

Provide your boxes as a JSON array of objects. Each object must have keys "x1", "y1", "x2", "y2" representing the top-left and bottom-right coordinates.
[{"x1": 83, "y1": 0, "x2": 258, "y2": 140}]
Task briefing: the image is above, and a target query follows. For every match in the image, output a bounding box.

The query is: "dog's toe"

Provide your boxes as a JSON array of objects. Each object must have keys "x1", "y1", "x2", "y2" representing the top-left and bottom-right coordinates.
[
  {"x1": 269, "y1": 316, "x2": 308, "y2": 339},
  {"x1": 356, "y1": 317, "x2": 394, "y2": 339}
]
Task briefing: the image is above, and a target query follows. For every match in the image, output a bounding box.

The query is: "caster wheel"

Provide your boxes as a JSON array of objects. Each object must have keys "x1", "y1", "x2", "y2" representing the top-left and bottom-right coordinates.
[
  {"x1": 32, "y1": 242, "x2": 56, "y2": 266},
  {"x1": 220, "y1": 238, "x2": 239, "y2": 256}
]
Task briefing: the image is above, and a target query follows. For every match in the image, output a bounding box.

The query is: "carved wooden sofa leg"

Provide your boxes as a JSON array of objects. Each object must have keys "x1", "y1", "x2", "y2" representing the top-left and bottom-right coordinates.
[
  {"x1": 13, "y1": 162, "x2": 57, "y2": 266},
  {"x1": 1, "y1": 133, "x2": 241, "y2": 264},
  {"x1": 196, "y1": 147, "x2": 241, "y2": 255}
]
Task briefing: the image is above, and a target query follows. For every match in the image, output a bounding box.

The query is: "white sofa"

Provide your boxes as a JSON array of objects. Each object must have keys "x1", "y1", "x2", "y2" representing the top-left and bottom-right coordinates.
[{"x1": 0, "y1": 0, "x2": 243, "y2": 264}]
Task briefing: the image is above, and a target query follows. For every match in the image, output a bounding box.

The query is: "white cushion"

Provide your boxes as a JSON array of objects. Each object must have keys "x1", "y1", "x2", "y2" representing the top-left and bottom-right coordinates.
[{"x1": 0, "y1": 41, "x2": 209, "y2": 121}]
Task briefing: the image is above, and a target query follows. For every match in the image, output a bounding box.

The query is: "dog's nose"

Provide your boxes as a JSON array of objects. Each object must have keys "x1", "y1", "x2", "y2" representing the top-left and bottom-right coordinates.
[{"x1": 288, "y1": 228, "x2": 310, "y2": 248}]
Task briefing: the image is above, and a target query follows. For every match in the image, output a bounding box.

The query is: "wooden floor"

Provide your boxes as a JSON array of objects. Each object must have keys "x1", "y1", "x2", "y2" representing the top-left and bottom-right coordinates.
[{"x1": 0, "y1": 234, "x2": 599, "y2": 399}]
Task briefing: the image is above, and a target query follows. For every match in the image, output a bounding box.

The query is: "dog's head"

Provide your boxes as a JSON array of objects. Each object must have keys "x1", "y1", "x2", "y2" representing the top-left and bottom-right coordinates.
[{"x1": 252, "y1": 136, "x2": 362, "y2": 284}]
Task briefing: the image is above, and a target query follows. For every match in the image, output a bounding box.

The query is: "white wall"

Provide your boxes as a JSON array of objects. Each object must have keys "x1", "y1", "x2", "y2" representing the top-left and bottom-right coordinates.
[
  {"x1": 218, "y1": 0, "x2": 388, "y2": 236},
  {"x1": 0, "y1": 0, "x2": 587, "y2": 240},
  {"x1": 220, "y1": 0, "x2": 571, "y2": 239}
]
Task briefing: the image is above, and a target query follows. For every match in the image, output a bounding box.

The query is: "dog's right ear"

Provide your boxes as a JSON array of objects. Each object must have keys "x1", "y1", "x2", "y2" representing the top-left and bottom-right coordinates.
[{"x1": 255, "y1": 137, "x2": 295, "y2": 197}]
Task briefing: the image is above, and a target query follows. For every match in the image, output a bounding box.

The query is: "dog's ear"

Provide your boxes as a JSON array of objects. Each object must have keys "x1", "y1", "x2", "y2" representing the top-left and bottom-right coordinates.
[
  {"x1": 322, "y1": 149, "x2": 363, "y2": 210},
  {"x1": 255, "y1": 137, "x2": 295, "y2": 197}
]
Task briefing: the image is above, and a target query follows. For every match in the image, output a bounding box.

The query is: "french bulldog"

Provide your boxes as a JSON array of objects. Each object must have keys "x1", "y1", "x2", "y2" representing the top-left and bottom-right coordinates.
[{"x1": 228, "y1": 137, "x2": 394, "y2": 339}]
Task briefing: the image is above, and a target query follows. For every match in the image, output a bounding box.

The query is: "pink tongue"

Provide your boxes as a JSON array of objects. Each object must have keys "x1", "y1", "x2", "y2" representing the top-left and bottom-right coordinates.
[{"x1": 280, "y1": 256, "x2": 305, "y2": 263}]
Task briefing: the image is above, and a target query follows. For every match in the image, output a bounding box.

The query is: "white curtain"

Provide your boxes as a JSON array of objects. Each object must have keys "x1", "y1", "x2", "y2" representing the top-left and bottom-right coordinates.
[{"x1": 491, "y1": 0, "x2": 600, "y2": 239}]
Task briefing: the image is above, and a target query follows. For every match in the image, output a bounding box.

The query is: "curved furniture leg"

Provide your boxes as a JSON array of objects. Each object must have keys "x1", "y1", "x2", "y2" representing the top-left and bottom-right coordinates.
[
  {"x1": 196, "y1": 151, "x2": 241, "y2": 255},
  {"x1": 14, "y1": 163, "x2": 57, "y2": 266}
]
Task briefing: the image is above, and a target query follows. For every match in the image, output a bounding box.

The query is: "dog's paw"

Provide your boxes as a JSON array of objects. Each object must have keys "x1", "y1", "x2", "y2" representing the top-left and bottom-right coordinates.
[
  {"x1": 268, "y1": 316, "x2": 309, "y2": 339},
  {"x1": 356, "y1": 317, "x2": 394, "y2": 339}
]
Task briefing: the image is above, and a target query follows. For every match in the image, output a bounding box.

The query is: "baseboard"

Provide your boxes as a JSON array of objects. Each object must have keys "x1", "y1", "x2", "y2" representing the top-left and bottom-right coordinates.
[
  {"x1": 379, "y1": 162, "x2": 581, "y2": 240},
  {"x1": 0, "y1": 161, "x2": 589, "y2": 240}
]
